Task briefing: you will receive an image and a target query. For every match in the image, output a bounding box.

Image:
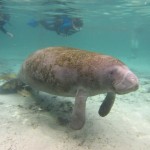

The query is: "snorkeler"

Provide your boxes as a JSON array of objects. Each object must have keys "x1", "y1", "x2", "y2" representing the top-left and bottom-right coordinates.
[
  {"x1": 54, "y1": 16, "x2": 83, "y2": 36},
  {"x1": 28, "y1": 15, "x2": 83, "y2": 36},
  {"x1": 0, "y1": 13, "x2": 14, "y2": 38}
]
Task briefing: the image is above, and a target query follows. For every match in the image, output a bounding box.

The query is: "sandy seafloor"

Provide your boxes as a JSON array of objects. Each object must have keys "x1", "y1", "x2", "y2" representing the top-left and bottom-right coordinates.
[{"x1": 0, "y1": 58, "x2": 150, "y2": 150}]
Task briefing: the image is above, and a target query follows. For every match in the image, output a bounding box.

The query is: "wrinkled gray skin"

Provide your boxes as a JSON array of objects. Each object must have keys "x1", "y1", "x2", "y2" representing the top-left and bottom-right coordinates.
[{"x1": 17, "y1": 47, "x2": 139, "y2": 130}]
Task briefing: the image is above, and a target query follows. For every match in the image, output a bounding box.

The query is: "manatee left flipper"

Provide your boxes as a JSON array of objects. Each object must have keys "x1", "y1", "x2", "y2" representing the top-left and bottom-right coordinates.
[
  {"x1": 0, "y1": 78, "x2": 26, "y2": 94},
  {"x1": 99, "y1": 92, "x2": 116, "y2": 117},
  {"x1": 70, "y1": 89, "x2": 88, "y2": 130}
]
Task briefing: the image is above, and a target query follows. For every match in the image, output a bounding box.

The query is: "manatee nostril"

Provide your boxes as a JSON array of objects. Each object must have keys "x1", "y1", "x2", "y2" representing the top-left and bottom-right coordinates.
[{"x1": 130, "y1": 77, "x2": 137, "y2": 83}]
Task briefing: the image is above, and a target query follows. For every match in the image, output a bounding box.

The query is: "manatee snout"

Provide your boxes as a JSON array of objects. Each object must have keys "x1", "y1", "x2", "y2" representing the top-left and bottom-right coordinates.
[
  {"x1": 125, "y1": 72, "x2": 139, "y2": 89},
  {"x1": 114, "y1": 70, "x2": 139, "y2": 94}
]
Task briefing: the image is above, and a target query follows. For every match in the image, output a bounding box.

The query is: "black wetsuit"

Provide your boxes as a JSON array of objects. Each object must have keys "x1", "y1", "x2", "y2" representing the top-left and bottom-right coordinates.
[
  {"x1": 0, "y1": 20, "x2": 7, "y2": 34},
  {"x1": 0, "y1": 13, "x2": 10, "y2": 34}
]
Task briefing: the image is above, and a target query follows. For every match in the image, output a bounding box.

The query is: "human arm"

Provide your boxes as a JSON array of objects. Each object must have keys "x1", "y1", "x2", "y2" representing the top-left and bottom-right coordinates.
[
  {"x1": 6, "y1": 31, "x2": 14, "y2": 37},
  {"x1": 0, "y1": 26, "x2": 13, "y2": 37}
]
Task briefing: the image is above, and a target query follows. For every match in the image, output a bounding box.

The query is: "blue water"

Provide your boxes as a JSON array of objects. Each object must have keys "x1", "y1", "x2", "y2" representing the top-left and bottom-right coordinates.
[
  {"x1": 0, "y1": 0, "x2": 150, "y2": 75},
  {"x1": 0, "y1": 1, "x2": 150, "y2": 149}
]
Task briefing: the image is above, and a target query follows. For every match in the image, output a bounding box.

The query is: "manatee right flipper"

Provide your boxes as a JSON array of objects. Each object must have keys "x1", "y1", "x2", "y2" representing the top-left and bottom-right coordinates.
[
  {"x1": 0, "y1": 78, "x2": 26, "y2": 94},
  {"x1": 99, "y1": 92, "x2": 116, "y2": 117},
  {"x1": 70, "y1": 89, "x2": 88, "y2": 130}
]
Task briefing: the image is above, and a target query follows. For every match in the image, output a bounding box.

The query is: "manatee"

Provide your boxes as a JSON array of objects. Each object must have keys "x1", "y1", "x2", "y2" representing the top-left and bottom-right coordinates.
[{"x1": 0, "y1": 47, "x2": 139, "y2": 130}]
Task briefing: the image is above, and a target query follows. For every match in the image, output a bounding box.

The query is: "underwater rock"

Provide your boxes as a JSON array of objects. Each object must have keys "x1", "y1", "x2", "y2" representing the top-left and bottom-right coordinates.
[
  {"x1": 17, "y1": 89, "x2": 32, "y2": 97},
  {"x1": 0, "y1": 79, "x2": 20, "y2": 93},
  {"x1": 34, "y1": 94, "x2": 73, "y2": 125},
  {"x1": 0, "y1": 73, "x2": 17, "y2": 81}
]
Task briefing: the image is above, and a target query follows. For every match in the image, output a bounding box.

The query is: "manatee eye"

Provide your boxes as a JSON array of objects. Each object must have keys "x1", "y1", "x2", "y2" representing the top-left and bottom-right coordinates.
[
  {"x1": 110, "y1": 70, "x2": 114, "y2": 75},
  {"x1": 108, "y1": 69, "x2": 117, "y2": 79},
  {"x1": 109, "y1": 70, "x2": 115, "y2": 76}
]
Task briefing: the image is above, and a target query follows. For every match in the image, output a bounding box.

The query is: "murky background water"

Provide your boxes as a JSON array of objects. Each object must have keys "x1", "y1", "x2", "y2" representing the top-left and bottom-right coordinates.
[
  {"x1": 0, "y1": 0, "x2": 150, "y2": 76},
  {"x1": 0, "y1": 1, "x2": 150, "y2": 150}
]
